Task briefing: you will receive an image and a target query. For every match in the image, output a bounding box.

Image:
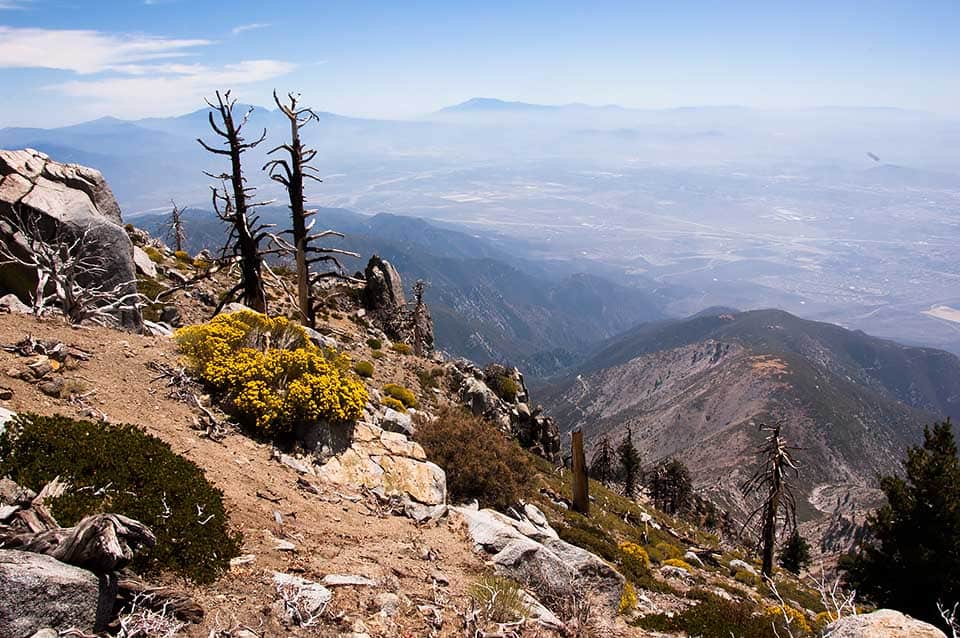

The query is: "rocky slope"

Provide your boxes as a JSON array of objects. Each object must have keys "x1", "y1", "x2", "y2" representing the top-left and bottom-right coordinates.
[{"x1": 542, "y1": 308, "x2": 960, "y2": 539}]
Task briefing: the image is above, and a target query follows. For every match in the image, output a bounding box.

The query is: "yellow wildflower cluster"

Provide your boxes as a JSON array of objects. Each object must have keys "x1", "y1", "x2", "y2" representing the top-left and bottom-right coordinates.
[
  {"x1": 813, "y1": 611, "x2": 839, "y2": 632},
  {"x1": 618, "y1": 541, "x2": 650, "y2": 567},
  {"x1": 618, "y1": 582, "x2": 638, "y2": 614},
  {"x1": 764, "y1": 604, "x2": 812, "y2": 634},
  {"x1": 175, "y1": 311, "x2": 367, "y2": 434}
]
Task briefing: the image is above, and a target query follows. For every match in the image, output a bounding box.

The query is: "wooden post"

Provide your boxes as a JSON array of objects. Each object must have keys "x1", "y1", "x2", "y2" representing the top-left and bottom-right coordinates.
[{"x1": 572, "y1": 429, "x2": 589, "y2": 515}]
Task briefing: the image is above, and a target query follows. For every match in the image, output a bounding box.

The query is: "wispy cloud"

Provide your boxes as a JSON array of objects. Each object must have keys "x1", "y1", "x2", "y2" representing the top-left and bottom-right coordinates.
[
  {"x1": 0, "y1": 0, "x2": 31, "y2": 9},
  {"x1": 0, "y1": 26, "x2": 295, "y2": 118},
  {"x1": 0, "y1": 27, "x2": 210, "y2": 74},
  {"x1": 232, "y1": 23, "x2": 270, "y2": 36}
]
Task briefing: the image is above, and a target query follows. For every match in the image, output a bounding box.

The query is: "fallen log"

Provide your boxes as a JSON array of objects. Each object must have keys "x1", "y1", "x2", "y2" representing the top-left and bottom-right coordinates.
[
  {"x1": 115, "y1": 571, "x2": 205, "y2": 623},
  {"x1": 0, "y1": 513, "x2": 156, "y2": 572}
]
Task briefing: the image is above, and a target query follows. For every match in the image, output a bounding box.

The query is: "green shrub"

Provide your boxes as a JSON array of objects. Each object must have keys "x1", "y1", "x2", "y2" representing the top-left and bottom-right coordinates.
[
  {"x1": 414, "y1": 406, "x2": 532, "y2": 511},
  {"x1": 143, "y1": 246, "x2": 164, "y2": 264},
  {"x1": 557, "y1": 522, "x2": 619, "y2": 562},
  {"x1": 636, "y1": 592, "x2": 779, "y2": 638},
  {"x1": 648, "y1": 541, "x2": 683, "y2": 564},
  {"x1": 416, "y1": 367, "x2": 443, "y2": 391},
  {"x1": 0, "y1": 413, "x2": 240, "y2": 583},
  {"x1": 175, "y1": 311, "x2": 367, "y2": 436},
  {"x1": 366, "y1": 337, "x2": 383, "y2": 350},
  {"x1": 383, "y1": 383, "x2": 418, "y2": 409},
  {"x1": 382, "y1": 396, "x2": 405, "y2": 412},
  {"x1": 390, "y1": 342, "x2": 412, "y2": 355},
  {"x1": 734, "y1": 569, "x2": 761, "y2": 587},
  {"x1": 495, "y1": 375, "x2": 519, "y2": 402},
  {"x1": 354, "y1": 360, "x2": 374, "y2": 378},
  {"x1": 174, "y1": 250, "x2": 191, "y2": 262},
  {"x1": 371, "y1": 350, "x2": 385, "y2": 360}
]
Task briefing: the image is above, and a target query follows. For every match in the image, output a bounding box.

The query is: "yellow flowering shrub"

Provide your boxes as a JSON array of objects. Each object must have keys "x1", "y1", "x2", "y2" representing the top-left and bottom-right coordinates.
[
  {"x1": 619, "y1": 582, "x2": 638, "y2": 614},
  {"x1": 175, "y1": 311, "x2": 367, "y2": 435},
  {"x1": 764, "y1": 605, "x2": 812, "y2": 634},
  {"x1": 383, "y1": 383, "x2": 418, "y2": 409},
  {"x1": 382, "y1": 396, "x2": 406, "y2": 412},
  {"x1": 813, "y1": 611, "x2": 838, "y2": 632},
  {"x1": 619, "y1": 541, "x2": 651, "y2": 567}
]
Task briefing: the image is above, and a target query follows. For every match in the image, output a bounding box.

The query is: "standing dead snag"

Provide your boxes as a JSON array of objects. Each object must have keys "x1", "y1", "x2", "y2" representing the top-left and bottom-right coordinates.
[
  {"x1": 265, "y1": 91, "x2": 358, "y2": 328},
  {"x1": 162, "y1": 200, "x2": 187, "y2": 254},
  {"x1": 741, "y1": 422, "x2": 800, "y2": 578},
  {"x1": 571, "y1": 429, "x2": 589, "y2": 515},
  {"x1": 198, "y1": 90, "x2": 270, "y2": 314}
]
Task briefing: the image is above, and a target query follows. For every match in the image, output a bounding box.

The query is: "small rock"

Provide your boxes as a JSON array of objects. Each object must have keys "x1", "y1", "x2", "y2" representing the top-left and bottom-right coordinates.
[
  {"x1": 38, "y1": 378, "x2": 64, "y2": 398},
  {"x1": 132, "y1": 246, "x2": 158, "y2": 278},
  {"x1": 825, "y1": 609, "x2": 947, "y2": 637},
  {"x1": 660, "y1": 565, "x2": 694, "y2": 582},
  {"x1": 27, "y1": 356, "x2": 54, "y2": 379},
  {"x1": 729, "y1": 559, "x2": 757, "y2": 577},
  {"x1": 229, "y1": 554, "x2": 257, "y2": 567},
  {"x1": 0, "y1": 505, "x2": 19, "y2": 521},
  {"x1": 30, "y1": 630, "x2": 59, "y2": 638},
  {"x1": 684, "y1": 551, "x2": 705, "y2": 568},
  {"x1": 322, "y1": 574, "x2": 376, "y2": 587},
  {"x1": 430, "y1": 571, "x2": 449, "y2": 586},
  {"x1": 276, "y1": 452, "x2": 315, "y2": 475},
  {"x1": 0, "y1": 386, "x2": 12, "y2": 400},
  {"x1": 376, "y1": 592, "x2": 400, "y2": 617},
  {"x1": 272, "y1": 572, "x2": 331, "y2": 620},
  {"x1": 381, "y1": 407, "x2": 414, "y2": 436},
  {"x1": 166, "y1": 268, "x2": 189, "y2": 285},
  {"x1": 0, "y1": 293, "x2": 31, "y2": 314}
]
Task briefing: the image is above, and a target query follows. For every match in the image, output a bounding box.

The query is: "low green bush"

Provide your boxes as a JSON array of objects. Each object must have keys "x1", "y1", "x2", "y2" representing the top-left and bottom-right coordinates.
[
  {"x1": 648, "y1": 541, "x2": 683, "y2": 564},
  {"x1": 371, "y1": 350, "x2": 385, "y2": 360},
  {"x1": 495, "y1": 375, "x2": 519, "y2": 402},
  {"x1": 468, "y1": 574, "x2": 525, "y2": 623},
  {"x1": 0, "y1": 413, "x2": 240, "y2": 583},
  {"x1": 366, "y1": 337, "x2": 383, "y2": 350},
  {"x1": 414, "y1": 406, "x2": 532, "y2": 510},
  {"x1": 390, "y1": 342, "x2": 412, "y2": 355},
  {"x1": 354, "y1": 360, "x2": 374, "y2": 378},
  {"x1": 636, "y1": 592, "x2": 781, "y2": 638},
  {"x1": 382, "y1": 396, "x2": 405, "y2": 412},
  {"x1": 383, "y1": 383, "x2": 418, "y2": 409}
]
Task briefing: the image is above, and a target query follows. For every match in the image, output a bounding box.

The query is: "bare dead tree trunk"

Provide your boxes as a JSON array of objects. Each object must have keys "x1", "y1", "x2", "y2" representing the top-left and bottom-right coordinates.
[
  {"x1": 198, "y1": 90, "x2": 269, "y2": 314},
  {"x1": 163, "y1": 200, "x2": 187, "y2": 253},
  {"x1": 412, "y1": 279, "x2": 428, "y2": 356},
  {"x1": 264, "y1": 91, "x2": 357, "y2": 327},
  {"x1": 572, "y1": 429, "x2": 590, "y2": 515},
  {"x1": 741, "y1": 423, "x2": 800, "y2": 578}
]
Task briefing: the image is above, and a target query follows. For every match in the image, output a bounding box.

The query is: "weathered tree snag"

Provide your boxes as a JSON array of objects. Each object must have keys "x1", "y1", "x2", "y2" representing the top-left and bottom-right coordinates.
[
  {"x1": 116, "y1": 571, "x2": 205, "y2": 623},
  {"x1": 265, "y1": 90, "x2": 358, "y2": 327},
  {"x1": 571, "y1": 429, "x2": 589, "y2": 515},
  {"x1": 741, "y1": 423, "x2": 800, "y2": 578},
  {"x1": 163, "y1": 200, "x2": 187, "y2": 253},
  {"x1": 198, "y1": 90, "x2": 269, "y2": 314},
  {"x1": 0, "y1": 513, "x2": 156, "y2": 573}
]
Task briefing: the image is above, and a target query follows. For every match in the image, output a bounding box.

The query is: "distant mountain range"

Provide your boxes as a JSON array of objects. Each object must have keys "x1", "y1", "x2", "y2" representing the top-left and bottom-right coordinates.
[
  {"x1": 541, "y1": 307, "x2": 960, "y2": 529},
  {"x1": 136, "y1": 207, "x2": 670, "y2": 376}
]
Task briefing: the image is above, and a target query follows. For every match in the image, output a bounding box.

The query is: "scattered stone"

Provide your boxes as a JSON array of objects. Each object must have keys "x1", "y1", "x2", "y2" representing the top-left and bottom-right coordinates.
[
  {"x1": 38, "y1": 377, "x2": 64, "y2": 398},
  {"x1": 660, "y1": 565, "x2": 695, "y2": 582},
  {"x1": 684, "y1": 551, "x2": 705, "y2": 568},
  {"x1": 0, "y1": 505, "x2": 19, "y2": 521},
  {"x1": 275, "y1": 452, "x2": 315, "y2": 476},
  {"x1": 29, "y1": 630, "x2": 58, "y2": 638},
  {"x1": 132, "y1": 246, "x2": 157, "y2": 278},
  {"x1": 825, "y1": 609, "x2": 946, "y2": 638},
  {"x1": 403, "y1": 500, "x2": 447, "y2": 524},
  {"x1": 0, "y1": 549, "x2": 100, "y2": 636},
  {"x1": 143, "y1": 320, "x2": 173, "y2": 337},
  {"x1": 229, "y1": 554, "x2": 257, "y2": 567},
  {"x1": 322, "y1": 574, "x2": 377, "y2": 587},
  {"x1": 376, "y1": 592, "x2": 400, "y2": 617},
  {"x1": 0, "y1": 476, "x2": 35, "y2": 505},
  {"x1": 0, "y1": 386, "x2": 12, "y2": 400},
  {"x1": 430, "y1": 571, "x2": 449, "y2": 586},
  {"x1": 166, "y1": 269, "x2": 189, "y2": 285},
  {"x1": 728, "y1": 559, "x2": 757, "y2": 577},
  {"x1": 518, "y1": 589, "x2": 565, "y2": 632},
  {"x1": 381, "y1": 407, "x2": 414, "y2": 436},
  {"x1": 0, "y1": 293, "x2": 31, "y2": 315}
]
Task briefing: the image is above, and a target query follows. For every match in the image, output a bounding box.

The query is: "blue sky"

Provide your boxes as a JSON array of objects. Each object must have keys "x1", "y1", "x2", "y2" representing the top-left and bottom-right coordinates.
[{"x1": 0, "y1": 0, "x2": 957, "y2": 126}]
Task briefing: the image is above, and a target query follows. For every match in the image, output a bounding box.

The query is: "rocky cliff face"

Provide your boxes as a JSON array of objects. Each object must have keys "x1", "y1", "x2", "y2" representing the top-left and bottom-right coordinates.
[{"x1": 0, "y1": 149, "x2": 141, "y2": 330}]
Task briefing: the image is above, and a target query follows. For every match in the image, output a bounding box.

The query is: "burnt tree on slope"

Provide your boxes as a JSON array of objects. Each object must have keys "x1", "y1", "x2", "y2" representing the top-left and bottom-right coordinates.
[
  {"x1": 264, "y1": 91, "x2": 358, "y2": 327},
  {"x1": 197, "y1": 90, "x2": 269, "y2": 314},
  {"x1": 741, "y1": 423, "x2": 800, "y2": 578},
  {"x1": 163, "y1": 200, "x2": 187, "y2": 254}
]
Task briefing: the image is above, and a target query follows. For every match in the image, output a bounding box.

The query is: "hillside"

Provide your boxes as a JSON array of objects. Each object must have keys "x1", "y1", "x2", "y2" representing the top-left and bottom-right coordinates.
[
  {"x1": 135, "y1": 207, "x2": 668, "y2": 376},
  {"x1": 541, "y1": 308, "x2": 960, "y2": 539}
]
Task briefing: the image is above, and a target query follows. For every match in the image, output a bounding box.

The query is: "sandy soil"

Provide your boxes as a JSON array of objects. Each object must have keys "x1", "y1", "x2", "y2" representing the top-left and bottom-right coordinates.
[{"x1": 0, "y1": 312, "x2": 487, "y2": 637}]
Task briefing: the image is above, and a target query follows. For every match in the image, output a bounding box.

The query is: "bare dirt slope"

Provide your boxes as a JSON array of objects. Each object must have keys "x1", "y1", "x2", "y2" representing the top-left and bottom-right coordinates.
[{"x1": 0, "y1": 313, "x2": 487, "y2": 637}]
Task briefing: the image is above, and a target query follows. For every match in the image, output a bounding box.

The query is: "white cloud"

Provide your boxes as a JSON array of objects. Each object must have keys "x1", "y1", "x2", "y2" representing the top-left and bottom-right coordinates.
[
  {"x1": 0, "y1": 26, "x2": 211, "y2": 74},
  {"x1": 232, "y1": 23, "x2": 270, "y2": 36},
  {"x1": 0, "y1": 1, "x2": 30, "y2": 9},
  {"x1": 48, "y1": 60, "x2": 297, "y2": 118}
]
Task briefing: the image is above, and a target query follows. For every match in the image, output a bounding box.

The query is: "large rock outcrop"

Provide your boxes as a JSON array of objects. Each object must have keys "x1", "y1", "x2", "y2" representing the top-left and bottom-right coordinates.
[
  {"x1": 0, "y1": 149, "x2": 141, "y2": 330},
  {"x1": 824, "y1": 609, "x2": 947, "y2": 637},
  {"x1": 450, "y1": 360, "x2": 561, "y2": 463},
  {"x1": 361, "y1": 255, "x2": 434, "y2": 353},
  {"x1": 0, "y1": 549, "x2": 100, "y2": 637},
  {"x1": 452, "y1": 505, "x2": 625, "y2": 610}
]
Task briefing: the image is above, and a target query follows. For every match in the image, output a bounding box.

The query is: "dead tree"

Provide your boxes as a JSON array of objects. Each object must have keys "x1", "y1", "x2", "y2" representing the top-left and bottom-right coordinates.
[
  {"x1": 741, "y1": 422, "x2": 800, "y2": 578},
  {"x1": 571, "y1": 429, "x2": 590, "y2": 515},
  {"x1": 264, "y1": 90, "x2": 357, "y2": 327},
  {"x1": 197, "y1": 90, "x2": 270, "y2": 314},
  {"x1": 411, "y1": 279, "x2": 430, "y2": 356},
  {"x1": 0, "y1": 209, "x2": 142, "y2": 326},
  {"x1": 162, "y1": 200, "x2": 187, "y2": 253}
]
